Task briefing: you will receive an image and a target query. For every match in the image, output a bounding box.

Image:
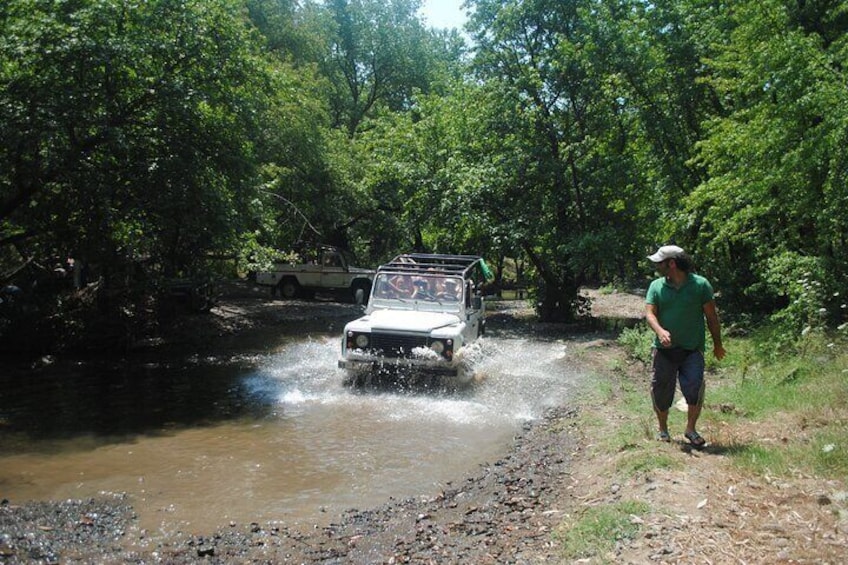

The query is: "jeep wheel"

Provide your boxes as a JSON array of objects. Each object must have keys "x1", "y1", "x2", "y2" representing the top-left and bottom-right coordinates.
[{"x1": 278, "y1": 278, "x2": 300, "y2": 299}]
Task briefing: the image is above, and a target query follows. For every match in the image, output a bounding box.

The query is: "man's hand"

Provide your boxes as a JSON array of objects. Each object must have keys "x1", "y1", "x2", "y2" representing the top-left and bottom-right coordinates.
[
  {"x1": 713, "y1": 345, "x2": 726, "y2": 361},
  {"x1": 645, "y1": 303, "x2": 671, "y2": 347}
]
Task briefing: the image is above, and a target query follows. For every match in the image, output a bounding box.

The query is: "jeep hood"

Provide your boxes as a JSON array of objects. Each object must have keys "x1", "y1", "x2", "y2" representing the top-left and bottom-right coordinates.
[{"x1": 366, "y1": 309, "x2": 461, "y2": 332}]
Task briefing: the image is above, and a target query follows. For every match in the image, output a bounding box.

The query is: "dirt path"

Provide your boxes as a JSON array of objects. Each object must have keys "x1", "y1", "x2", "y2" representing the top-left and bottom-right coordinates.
[{"x1": 1, "y1": 283, "x2": 845, "y2": 563}]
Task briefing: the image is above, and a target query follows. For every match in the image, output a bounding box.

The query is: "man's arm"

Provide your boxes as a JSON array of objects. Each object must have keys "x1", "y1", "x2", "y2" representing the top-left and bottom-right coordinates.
[
  {"x1": 703, "y1": 300, "x2": 726, "y2": 360},
  {"x1": 646, "y1": 303, "x2": 671, "y2": 348}
]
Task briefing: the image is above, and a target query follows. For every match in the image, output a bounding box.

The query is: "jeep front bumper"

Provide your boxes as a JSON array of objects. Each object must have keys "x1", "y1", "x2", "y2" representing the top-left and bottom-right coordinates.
[{"x1": 338, "y1": 356, "x2": 460, "y2": 377}]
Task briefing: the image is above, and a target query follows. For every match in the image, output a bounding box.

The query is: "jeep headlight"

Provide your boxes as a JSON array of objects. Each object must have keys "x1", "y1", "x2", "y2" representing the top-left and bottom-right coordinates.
[
  {"x1": 430, "y1": 339, "x2": 453, "y2": 359},
  {"x1": 347, "y1": 331, "x2": 370, "y2": 350},
  {"x1": 355, "y1": 333, "x2": 369, "y2": 348}
]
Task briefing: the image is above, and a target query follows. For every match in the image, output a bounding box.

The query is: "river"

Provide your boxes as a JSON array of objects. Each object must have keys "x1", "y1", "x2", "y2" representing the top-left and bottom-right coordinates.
[{"x1": 0, "y1": 323, "x2": 582, "y2": 540}]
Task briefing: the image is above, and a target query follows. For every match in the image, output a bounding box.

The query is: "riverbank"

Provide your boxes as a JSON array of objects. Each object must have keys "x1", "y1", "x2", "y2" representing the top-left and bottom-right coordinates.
[{"x1": 1, "y1": 283, "x2": 845, "y2": 563}]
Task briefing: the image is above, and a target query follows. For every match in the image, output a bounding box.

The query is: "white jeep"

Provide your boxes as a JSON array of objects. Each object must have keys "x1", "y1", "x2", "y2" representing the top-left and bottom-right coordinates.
[
  {"x1": 255, "y1": 244, "x2": 374, "y2": 304},
  {"x1": 338, "y1": 254, "x2": 490, "y2": 385}
]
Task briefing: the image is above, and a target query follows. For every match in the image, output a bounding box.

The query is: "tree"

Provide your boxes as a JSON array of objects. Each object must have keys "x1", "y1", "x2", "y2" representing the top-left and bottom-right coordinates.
[
  {"x1": 465, "y1": 0, "x2": 662, "y2": 319},
  {"x1": 689, "y1": 0, "x2": 848, "y2": 322},
  {"x1": 0, "y1": 0, "x2": 323, "y2": 277},
  {"x1": 314, "y1": 0, "x2": 446, "y2": 137},
  {"x1": 0, "y1": 0, "x2": 334, "y2": 351}
]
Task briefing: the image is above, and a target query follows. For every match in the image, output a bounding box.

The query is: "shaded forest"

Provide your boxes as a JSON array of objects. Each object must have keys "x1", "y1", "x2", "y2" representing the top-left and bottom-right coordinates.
[{"x1": 2, "y1": 0, "x2": 846, "y2": 351}]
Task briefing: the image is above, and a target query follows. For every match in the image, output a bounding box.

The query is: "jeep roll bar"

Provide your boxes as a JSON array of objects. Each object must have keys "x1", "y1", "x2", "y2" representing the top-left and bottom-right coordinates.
[{"x1": 378, "y1": 254, "x2": 491, "y2": 282}]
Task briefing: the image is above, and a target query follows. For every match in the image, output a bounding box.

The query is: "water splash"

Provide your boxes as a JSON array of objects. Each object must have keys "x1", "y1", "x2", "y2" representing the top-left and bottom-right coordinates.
[{"x1": 255, "y1": 334, "x2": 580, "y2": 427}]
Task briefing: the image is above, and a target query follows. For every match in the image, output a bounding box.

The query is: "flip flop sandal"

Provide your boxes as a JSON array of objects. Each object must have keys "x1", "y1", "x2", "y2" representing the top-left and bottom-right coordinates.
[
  {"x1": 656, "y1": 431, "x2": 671, "y2": 442},
  {"x1": 685, "y1": 431, "x2": 706, "y2": 447}
]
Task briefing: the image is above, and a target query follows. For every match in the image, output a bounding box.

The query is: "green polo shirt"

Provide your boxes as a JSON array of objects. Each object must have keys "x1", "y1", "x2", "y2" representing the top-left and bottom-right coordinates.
[{"x1": 646, "y1": 273, "x2": 715, "y2": 351}]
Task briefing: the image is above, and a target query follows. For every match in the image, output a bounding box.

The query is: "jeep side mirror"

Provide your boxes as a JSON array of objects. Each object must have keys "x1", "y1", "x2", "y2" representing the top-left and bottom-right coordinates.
[
  {"x1": 354, "y1": 287, "x2": 367, "y2": 306},
  {"x1": 472, "y1": 296, "x2": 483, "y2": 310}
]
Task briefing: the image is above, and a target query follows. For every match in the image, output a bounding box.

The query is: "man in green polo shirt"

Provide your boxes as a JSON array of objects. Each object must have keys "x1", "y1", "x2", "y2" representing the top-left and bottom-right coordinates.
[{"x1": 645, "y1": 245, "x2": 726, "y2": 447}]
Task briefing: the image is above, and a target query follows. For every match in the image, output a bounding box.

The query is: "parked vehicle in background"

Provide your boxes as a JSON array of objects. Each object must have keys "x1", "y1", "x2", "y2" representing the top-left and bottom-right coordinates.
[
  {"x1": 163, "y1": 278, "x2": 217, "y2": 313},
  {"x1": 338, "y1": 253, "x2": 493, "y2": 386},
  {"x1": 254, "y1": 244, "x2": 374, "y2": 304}
]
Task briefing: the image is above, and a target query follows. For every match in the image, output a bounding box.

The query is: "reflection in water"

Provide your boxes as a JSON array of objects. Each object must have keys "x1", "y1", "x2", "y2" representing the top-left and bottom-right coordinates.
[
  {"x1": 0, "y1": 333, "x2": 581, "y2": 537},
  {"x1": 0, "y1": 355, "x2": 274, "y2": 447}
]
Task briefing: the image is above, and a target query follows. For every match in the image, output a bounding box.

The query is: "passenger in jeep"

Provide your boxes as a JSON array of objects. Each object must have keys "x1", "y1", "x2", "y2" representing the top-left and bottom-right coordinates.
[
  {"x1": 412, "y1": 279, "x2": 434, "y2": 300},
  {"x1": 438, "y1": 279, "x2": 460, "y2": 301},
  {"x1": 386, "y1": 274, "x2": 414, "y2": 298}
]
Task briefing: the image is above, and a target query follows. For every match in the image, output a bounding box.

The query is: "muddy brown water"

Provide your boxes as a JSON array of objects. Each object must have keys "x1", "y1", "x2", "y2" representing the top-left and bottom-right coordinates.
[{"x1": 0, "y1": 329, "x2": 581, "y2": 541}]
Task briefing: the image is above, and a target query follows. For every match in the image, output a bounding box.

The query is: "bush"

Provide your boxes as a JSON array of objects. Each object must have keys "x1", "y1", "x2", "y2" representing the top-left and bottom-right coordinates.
[{"x1": 618, "y1": 323, "x2": 654, "y2": 364}]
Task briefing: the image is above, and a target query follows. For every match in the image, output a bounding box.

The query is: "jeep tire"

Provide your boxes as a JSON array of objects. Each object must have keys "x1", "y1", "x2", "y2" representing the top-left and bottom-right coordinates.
[{"x1": 278, "y1": 278, "x2": 300, "y2": 299}]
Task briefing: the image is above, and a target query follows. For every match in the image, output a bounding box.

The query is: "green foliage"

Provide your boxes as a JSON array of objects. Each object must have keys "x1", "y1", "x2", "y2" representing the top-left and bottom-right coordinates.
[
  {"x1": 0, "y1": 0, "x2": 339, "y2": 349},
  {"x1": 1, "y1": 0, "x2": 299, "y2": 275},
  {"x1": 555, "y1": 500, "x2": 650, "y2": 561},
  {"x1": 312, "y1": 0, "x2": 445, "y2": 137},
  {"x1": 688, "y1": 0, "x2": 848, "y2": 323},
  {"x1": 3, "y1": 0, "x2": 848, "y2": 349},
  {"x1": 618, "y1": 323, "x2": 655, "y2": 365},
  {"x1": 467, "y1": 0, "x2": 615, "y2": 319},
  {"x1": 238, "y1": 232, "x2": 299, "y2": 274},
  {"x1": 759, "y1": 252, "x2": 836, "y2": 345},
  {"x1": 707, "y1": 330, "x2": 848, "y2": 480}
]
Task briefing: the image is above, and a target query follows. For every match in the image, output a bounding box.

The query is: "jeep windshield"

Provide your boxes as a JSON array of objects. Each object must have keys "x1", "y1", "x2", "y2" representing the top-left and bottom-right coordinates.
[{"x1": 370, "y1": 273, "x2": 463, "y2": 309}]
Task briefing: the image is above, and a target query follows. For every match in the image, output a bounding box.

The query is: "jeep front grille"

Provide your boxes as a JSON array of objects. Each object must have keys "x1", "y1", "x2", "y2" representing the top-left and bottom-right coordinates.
[{"x1": 371, "y1": 332, "x2": 428, "y2": 358}]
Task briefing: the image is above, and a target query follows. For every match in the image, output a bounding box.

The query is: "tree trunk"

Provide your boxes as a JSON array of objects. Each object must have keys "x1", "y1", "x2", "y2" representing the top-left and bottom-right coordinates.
[{"x1": 521, "y1": 243, "x2": 580, "y2": 323}]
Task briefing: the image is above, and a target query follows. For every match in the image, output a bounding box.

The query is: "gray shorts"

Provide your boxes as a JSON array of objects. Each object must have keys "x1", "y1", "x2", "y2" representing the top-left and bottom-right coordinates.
[{"x1": 651, "y1": 348, "x2": 705, "y2": 411}]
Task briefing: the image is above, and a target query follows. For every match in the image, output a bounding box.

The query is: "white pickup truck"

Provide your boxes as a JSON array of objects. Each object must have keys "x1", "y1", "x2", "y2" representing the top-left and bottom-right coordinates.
[
  {"x1": 338, "y1": 253, "x2": 492, "y2": 385},
  {"x1": 255, "y1": 244, "x2": 374, "y2": 304}
]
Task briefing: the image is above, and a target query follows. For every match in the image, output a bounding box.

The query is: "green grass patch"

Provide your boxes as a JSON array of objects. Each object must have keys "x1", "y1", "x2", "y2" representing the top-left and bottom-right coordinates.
[
  {"x1": 707, "y1": 369, "x2": 805, "y2": 419},
  {"x1": 731, "y1": 444, "x2": 793, "y2": 476},
  {"x1": 803, "y1": 430, "x2": 848, "y2": 478},
  {"x1": 598, "y1": 418, "x2": 644, "y2": 451},
  {"x1": 576, "y1": 371, "x2": 616, "y2": 405},
  {"x1": 709, "y1": 342, "x2": 845, "y2": 419},
  {"x1": 611, "y1": 321, "x2": 848, "y2": 481},
  {"x1": 728, "y1": 433, "x2": 848, "y2": 480},
  {"x1": 617, "y1": 450, "x2": 679, "y2": 475},
  {"x1": 555, "y1": 319, "x2": 846, "y2": 565},
  {"x1": 708, "y1": 332, "x2": 848, "y2": 479},
  {"x1": 555, "y1": 500, "x2": 650, "y2": 561}
]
